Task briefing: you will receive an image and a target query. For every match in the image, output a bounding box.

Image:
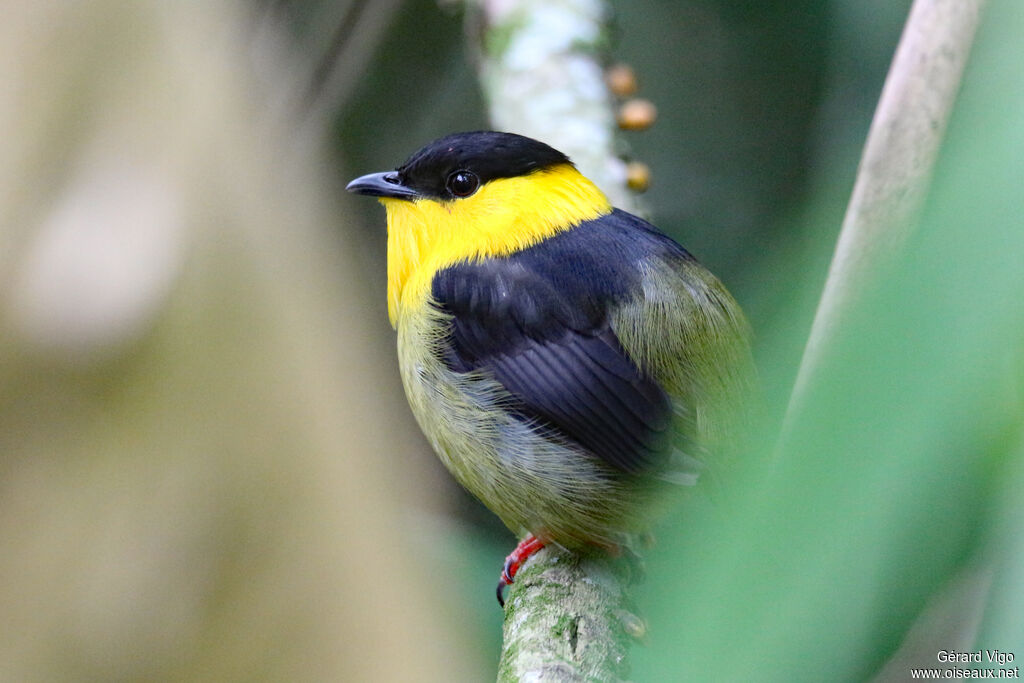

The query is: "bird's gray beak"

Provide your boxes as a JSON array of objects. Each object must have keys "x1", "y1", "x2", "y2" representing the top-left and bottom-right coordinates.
[{"x1": 345, "y1": 171, "x2": 419, "y2": 199}]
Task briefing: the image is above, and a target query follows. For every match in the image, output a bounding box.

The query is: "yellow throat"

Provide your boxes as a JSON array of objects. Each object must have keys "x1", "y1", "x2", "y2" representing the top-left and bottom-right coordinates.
[{"x1": 381, "y1": 163, "x2": 612, "y2": 326}]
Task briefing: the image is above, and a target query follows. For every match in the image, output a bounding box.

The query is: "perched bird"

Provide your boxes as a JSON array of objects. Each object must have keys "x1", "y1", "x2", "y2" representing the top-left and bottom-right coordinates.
[{"x1": 347, "y1": 131, "x2": 751, "y2": 605}]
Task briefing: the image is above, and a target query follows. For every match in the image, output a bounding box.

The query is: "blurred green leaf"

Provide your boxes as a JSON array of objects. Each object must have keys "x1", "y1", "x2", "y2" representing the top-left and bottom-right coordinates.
[{"x1": 636, "y1": 0, "x2": 1024, "y2": 680}]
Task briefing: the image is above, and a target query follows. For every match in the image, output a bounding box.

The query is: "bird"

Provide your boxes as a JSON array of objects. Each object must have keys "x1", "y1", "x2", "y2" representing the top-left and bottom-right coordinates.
[{"x1": 346, "y1": 131, "x2": 752, "y2": 606}]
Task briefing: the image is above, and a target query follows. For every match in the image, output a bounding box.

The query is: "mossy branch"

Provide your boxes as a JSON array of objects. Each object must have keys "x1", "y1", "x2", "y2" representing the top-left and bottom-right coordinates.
[
  {"x1": 469, "y1": 1, "x2": 643, "y2": 679},
  {"x1": 469, "y1": 0, "x2": 639, "y2": 212},
  {"x1": 498, "y1": 547, "x2": 642, "y2": 682},
  {"x1": 785, "y1": 0, "x2": 987, "y2": 433}
]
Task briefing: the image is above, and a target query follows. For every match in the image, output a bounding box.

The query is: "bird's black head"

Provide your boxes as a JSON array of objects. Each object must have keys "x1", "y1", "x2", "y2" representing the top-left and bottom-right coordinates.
[{"x1": 346, "y1": 131, "x2": 572, "y2": 201}]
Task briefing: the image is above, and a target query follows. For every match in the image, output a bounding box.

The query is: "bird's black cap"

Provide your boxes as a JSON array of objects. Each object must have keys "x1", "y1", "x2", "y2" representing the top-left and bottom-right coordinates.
[{"x1": 346, "y1": 131, "x2": 572, "y2": 201}]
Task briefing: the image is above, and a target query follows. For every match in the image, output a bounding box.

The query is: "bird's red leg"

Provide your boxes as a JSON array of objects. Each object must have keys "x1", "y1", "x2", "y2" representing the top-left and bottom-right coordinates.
[{"x1": 496, "y1": 534, "x2": 545, "y2": 607}]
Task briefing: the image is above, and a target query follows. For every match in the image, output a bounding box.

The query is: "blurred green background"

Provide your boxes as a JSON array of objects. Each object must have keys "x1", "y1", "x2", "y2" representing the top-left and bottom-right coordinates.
[{"x1": 1, "y1": 0, "x2": 1020, "y2": 680}]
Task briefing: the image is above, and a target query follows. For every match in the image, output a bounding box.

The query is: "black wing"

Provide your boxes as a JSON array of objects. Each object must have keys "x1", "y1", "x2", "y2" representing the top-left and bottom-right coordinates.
[{"x1": 432, "y1": 213, "x2": 679, "y2": 473}]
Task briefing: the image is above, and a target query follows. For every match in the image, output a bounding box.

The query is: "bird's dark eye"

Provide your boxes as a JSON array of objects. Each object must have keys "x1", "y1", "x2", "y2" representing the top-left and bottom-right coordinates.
[{"x1": 446, "y1": 170, "x2": 479, "y2": 198}]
